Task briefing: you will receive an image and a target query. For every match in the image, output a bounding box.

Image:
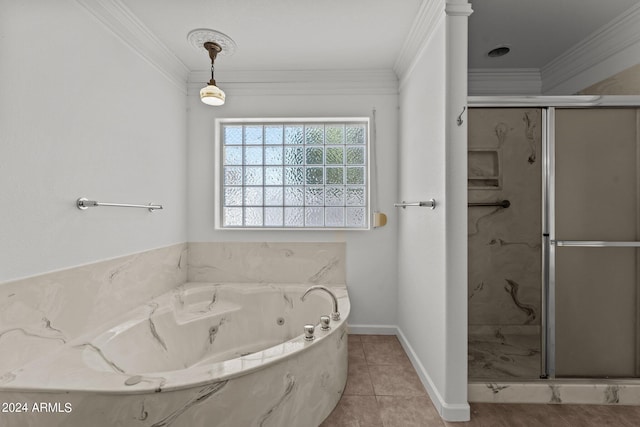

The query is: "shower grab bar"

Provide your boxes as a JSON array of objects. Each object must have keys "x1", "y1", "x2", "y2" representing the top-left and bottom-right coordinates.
[
  {"x1": 468, "y1": 200, "x2": 511, "y2": 208},
  {"x1": 76, "y1": 197, "x2": 163, "y2": 212},
  {"x1": 552, "y1": 240, "x2": 640, "y2": 247},
  {"x1": 394, "y1": 199, "x2": 436, "y2": 210}
]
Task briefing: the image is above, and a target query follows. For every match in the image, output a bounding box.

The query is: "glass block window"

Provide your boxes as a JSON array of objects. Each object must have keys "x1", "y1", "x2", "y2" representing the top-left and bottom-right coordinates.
[{"x1": 216, "y1": 118, "x2": 369, "y2": 229}]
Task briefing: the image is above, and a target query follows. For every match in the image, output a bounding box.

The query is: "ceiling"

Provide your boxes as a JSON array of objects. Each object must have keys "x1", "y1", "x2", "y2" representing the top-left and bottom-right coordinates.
[
  {"x1": 468, "y1": 0, "x2": 640, "y2": 70},
  {"x1": 120, "y1": 0, "x2": 640, "y2": 74},
  {"x1": 121, "y1": 0, "x2": 422, "y2": 72}
]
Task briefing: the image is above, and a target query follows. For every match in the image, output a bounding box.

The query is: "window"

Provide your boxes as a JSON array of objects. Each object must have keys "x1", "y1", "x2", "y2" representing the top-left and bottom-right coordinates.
[{"x1": 215, "y1": 118, "x2": 370, "y2": 229}]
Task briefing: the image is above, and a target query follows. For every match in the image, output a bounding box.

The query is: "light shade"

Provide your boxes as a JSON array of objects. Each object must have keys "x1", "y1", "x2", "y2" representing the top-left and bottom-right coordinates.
[{"x1": 200, "y1": 84, "x2": 225, "y2": 106}]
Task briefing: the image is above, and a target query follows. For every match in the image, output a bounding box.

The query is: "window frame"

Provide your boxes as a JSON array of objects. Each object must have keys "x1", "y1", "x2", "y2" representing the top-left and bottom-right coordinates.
[{"x1": 214, "y1": 117, "x2": 371, "y2": 230}]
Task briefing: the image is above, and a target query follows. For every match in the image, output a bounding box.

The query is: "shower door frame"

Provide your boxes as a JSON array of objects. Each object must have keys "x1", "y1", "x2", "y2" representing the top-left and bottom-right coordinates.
[{"x1": 468, "y1": 95, "x2": 640, "y2": 380}]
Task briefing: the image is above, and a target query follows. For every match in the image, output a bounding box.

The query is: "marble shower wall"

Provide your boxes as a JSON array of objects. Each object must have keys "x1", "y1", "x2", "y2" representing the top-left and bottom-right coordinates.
[
  {"x1": 188, "y1": 242, "x2": 346, "y2": 286},
  {"x1": 468, "y1": 108, "x2": 542, "y2": 331},
  {"x1": 0, "y1": 244, "x2": 187, "y2": 372},
  {"x1": 579, "y1": 63, "x2": 640, "y2": 95}
]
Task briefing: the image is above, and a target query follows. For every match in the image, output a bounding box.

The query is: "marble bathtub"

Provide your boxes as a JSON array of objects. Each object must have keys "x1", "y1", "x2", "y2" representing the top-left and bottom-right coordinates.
[{"x1": 0, "y1": 282, "x2": 350, "y2": 427}]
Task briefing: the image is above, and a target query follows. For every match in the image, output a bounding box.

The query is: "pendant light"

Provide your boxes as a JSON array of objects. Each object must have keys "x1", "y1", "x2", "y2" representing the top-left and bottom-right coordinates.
[
  {"x1": 200, "y1": 41, "x2": 225, "y2": 106},
  {"x1": 187, "y1": 29, "x2": 236, "y2": 106}
]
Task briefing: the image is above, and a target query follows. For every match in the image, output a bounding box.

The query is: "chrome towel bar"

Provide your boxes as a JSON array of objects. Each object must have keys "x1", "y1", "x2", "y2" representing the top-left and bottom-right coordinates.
[
  {"x1": 468, "y1": 200, "x2": 511, "y2": 208},
  {"x1": 394, "y1": 199, "x2": 436, "y2": 210},
  {"x1": 76, "y1": 197, "x2": 163, "y2": 212}
]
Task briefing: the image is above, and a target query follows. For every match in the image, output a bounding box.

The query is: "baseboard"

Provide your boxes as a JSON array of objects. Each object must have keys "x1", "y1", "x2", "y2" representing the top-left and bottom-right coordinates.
[
  {"x1": 396, "y1": 328, "x2": 471, "y2": 422},
  {"x1": 347, "y1": 324, "x2": 399, "y2": 335}
]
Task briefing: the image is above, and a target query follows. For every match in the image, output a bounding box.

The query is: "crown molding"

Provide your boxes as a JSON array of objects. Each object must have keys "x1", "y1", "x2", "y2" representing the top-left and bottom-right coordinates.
[
  {"x1": 188, "y1": 69, "x2": 399, "y2": 96},
  {"x1": 75, "y1": 0, "x2": 189, "y2": 93},
  {"x1": 444, "y1": 0, "x2": 473, "y2": 17},
  {"x1": 468, "y1": 68, "x2": 542, "y2": 96},
  {"x1": 541, "y1": 3, "x2": 640, "y2": 94},
  {"x1": 394, "y1": 0, "x2": 446, "y2": 85}
]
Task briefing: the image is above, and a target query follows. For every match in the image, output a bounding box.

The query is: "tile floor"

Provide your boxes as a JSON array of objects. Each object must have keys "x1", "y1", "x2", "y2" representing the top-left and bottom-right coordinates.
[
  {"x1": 321, "y1": 334, "x2": 442, "y2": 426},
  {"x1": 320, "y1": 334, "x2": 640, "y2": 427}
]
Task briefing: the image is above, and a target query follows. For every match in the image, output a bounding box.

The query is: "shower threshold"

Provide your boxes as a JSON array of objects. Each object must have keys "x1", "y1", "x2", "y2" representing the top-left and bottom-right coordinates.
[{"x1": 469, "y1": 378, "x2": 640, "y2": 405}]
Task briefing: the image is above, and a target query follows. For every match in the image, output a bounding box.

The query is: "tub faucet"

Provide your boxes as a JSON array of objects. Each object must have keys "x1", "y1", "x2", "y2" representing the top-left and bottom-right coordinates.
[{"x1": 301, "y1": 285, "x2": 340, "y2": 321}]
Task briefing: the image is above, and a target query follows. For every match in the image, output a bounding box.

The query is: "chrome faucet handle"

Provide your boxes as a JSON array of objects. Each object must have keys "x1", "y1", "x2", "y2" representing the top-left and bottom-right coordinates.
[
  {"x1": 304, "y1": 324, "x2": 315, "y2": 341},
  {"x1": 320, "y1": 315, "x2": 331, "y2": 331}
]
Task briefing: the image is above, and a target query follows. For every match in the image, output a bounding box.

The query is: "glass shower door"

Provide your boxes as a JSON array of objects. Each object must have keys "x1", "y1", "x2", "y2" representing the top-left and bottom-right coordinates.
[{"x1": 553, "y1": 108, "x2": 640, "y2": 378}]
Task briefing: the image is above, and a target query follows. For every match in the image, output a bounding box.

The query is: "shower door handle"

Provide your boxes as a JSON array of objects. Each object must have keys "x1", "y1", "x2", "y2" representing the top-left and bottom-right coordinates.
[{"x1": 551, "y1": 240, "x2": 640, "y2": 247}]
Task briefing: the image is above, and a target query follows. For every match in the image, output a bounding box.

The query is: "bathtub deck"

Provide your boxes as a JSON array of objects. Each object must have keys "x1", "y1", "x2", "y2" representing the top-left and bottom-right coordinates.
[{"x1": 320, "y1": 334, "x2": 640, "y2": 427}]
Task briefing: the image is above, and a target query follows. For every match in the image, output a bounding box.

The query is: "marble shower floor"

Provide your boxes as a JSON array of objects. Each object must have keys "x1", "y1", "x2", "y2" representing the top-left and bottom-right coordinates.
[
  {"x1": 320, "y1": 334, "x2": 640, "y2": 427},
  {"x1": 468, "y1": 331, "x2": 541, "y2": 380}
]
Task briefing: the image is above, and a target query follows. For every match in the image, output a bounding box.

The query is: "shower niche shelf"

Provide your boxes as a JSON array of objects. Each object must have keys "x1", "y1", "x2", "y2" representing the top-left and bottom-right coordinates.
[{"x1": 468, "y1": 148, "x2": 502, "y2": 190}]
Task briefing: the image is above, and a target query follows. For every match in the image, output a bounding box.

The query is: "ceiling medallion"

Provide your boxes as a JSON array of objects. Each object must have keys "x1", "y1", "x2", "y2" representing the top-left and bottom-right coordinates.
[{"x1": 187, "y1": 29, "x2": 237, "y2": 56}]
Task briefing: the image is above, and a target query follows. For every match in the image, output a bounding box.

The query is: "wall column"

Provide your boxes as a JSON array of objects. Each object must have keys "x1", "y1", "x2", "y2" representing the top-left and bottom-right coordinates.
[{"x1": 444, "y1": 0, "x2": 472, "y2": 420}]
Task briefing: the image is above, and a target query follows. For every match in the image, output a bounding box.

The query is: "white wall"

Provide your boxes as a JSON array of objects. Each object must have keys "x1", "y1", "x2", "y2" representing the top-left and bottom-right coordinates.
[
  {"x1": 0, "y1": 0, "x2": 188, "y2": 282},
  {"x1": 396, "y1": 0, "x2": 470, "y2": 420},
  {"x1": 398, "y1": 15, "x2": 448, "y2": 408},
  {"x1": 186, "y1": 80, "x2": 399, "y2": 327}
]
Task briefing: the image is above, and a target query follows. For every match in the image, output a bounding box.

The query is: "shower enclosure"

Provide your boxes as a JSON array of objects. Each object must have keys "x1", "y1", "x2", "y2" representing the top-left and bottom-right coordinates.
[{"x1": 468, "y1": 97, "x2": 640, "y2": 386}]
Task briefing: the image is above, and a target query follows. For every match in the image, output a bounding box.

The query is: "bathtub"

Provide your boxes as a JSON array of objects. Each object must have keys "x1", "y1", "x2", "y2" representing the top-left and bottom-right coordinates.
[{"x1": 0, "y1": 282, "x2": 350, "y2": 427}]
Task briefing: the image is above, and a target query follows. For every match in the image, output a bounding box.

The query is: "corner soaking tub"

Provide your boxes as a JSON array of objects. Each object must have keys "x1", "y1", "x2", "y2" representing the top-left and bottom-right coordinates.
[{"x1": 0, "y1": 282, "x2": 350, "y2": 427}]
